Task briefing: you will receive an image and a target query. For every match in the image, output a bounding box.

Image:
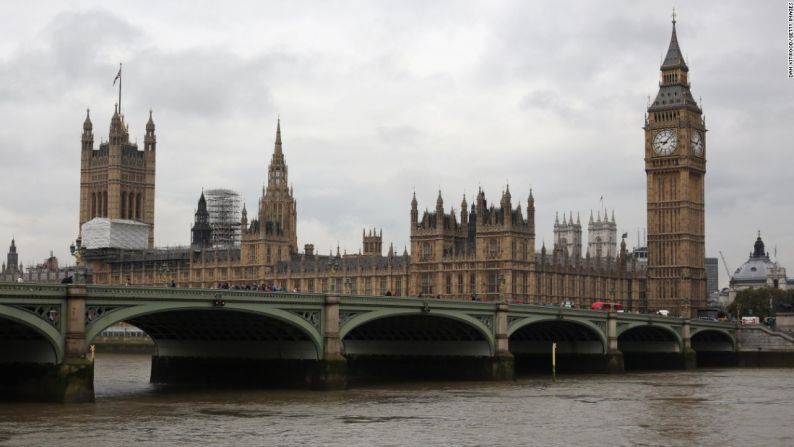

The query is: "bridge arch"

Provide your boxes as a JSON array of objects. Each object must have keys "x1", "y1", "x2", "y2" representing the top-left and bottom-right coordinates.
[
  {"x1": 86, "y1": 303, "x2": 323, "y2": 360},
  {"x1": 508, "y1": 317, "x2": 607, "y2": 354},
  {"x1": 617, "y1": 323, "x2": 682, "y2": 353},
  {"x1": 0, "y1": 304, "x2": 63, "y2": 364},
  {"x1": 691, "y1": 328, "x2": 735, "y2": 352},
  {"x1": 340, "y1": 309, "x2": 494, "y2": 357}
]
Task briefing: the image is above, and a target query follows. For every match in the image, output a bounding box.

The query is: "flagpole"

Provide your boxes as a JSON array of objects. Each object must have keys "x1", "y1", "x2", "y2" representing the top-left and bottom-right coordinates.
[{"x1": 118, "y1": 63, "x2": 122, "y2": 114}]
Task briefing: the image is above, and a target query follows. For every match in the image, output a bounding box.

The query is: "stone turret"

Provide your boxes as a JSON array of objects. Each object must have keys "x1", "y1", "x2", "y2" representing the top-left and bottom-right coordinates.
[
  {"x1": 82, "y1": 109, "x2": 93, "y2": 152},
  {"x1": 363, "y1": 228, "x2": 383, "y2": 256},
  {"x1": 144, "y1": 110, "x2": 156, "y2": 152},
  {"x1": 410, "y1": 192, "x2": 418, "y2": 228},
  {"x1": 191, "y1": 192, "x2": 212, "y2": 248}
]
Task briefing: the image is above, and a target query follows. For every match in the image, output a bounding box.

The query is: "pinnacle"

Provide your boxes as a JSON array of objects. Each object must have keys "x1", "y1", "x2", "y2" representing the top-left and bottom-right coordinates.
[
  {"x1": 661, "y1": 16, "x2": 688, "y2": 71},
  {"x1": 83, "y1": 108, "x2": 92, "y2": 130},
  {"x1": 274, "y1": 118, "x2": 283, "y2": 154},
  {"x1": 146, "y1": 109, "x2": 155, "y2": 131}
]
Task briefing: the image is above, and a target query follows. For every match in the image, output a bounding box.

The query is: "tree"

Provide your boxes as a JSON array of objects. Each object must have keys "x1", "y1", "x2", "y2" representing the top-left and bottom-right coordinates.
[{"x1": 727, "y1": 287, "x2": 793, "y2": 319}]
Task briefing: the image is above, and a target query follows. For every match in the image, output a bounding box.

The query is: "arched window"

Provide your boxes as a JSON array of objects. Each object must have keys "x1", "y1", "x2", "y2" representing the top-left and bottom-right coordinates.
[
  {"x1": 422, "y1": 242, "x2": 432, "y2": 258},
  {"x1": 488, "y1": 239, "x2": 499, "y2": 257}
]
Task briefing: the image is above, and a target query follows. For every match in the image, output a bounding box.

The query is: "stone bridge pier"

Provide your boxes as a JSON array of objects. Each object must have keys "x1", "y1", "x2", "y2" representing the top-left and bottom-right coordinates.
[
  {"x1": 310, "y1": 295, "x2": 347, "y2": 390},
  {"x1": 605, "y1": 311, "x2": 625, "y2": 373},
  {"x1": 490, "y1": 303, "x2": 516, "y2": 380},
  {"x1": 60, "y1": 286, "x2": 95, "y2": 402},
  {"x1": 0, "y1": 285, "x2": 94, "y2": 403}
]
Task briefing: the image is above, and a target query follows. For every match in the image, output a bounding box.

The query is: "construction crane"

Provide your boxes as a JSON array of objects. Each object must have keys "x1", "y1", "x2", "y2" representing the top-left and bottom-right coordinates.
[{"x1": 718, "y1": 251, "x2": 733, "y2": 280}]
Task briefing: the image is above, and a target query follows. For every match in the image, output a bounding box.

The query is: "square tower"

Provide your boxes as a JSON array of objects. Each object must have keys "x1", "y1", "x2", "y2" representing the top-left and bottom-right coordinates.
[
  {"x1": 644, "y1": 17, "x2": 707, "y2": 317},
  {"x1": 79, "y1": 107, "x2": 157, "y2": 247}
]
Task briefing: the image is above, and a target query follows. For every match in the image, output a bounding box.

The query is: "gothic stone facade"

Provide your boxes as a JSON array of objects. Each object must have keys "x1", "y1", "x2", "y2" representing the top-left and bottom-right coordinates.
[
  {"x1": 644, "y1": 18, "x2": 707, "y2": 317},
  {"x1": 85, "y1": 19, "x2": 714, "y2": 314},
  {"x1": 86, "y1": 119, "x2": 645, "y2": 309},
  {"x1": 79, "y1": 106, "x2": 157, "y2": 248}
]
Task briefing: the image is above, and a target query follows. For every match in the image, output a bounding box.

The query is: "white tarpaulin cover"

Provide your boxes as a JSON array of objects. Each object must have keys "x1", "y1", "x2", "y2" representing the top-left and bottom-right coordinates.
[{"x1": 81, "y1": 218, "x2": 149, "y2": 249}]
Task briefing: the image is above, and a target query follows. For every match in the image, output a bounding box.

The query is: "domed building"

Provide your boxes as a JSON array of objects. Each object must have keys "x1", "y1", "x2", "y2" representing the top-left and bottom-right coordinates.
[{"x1": 728, "y1": 233, "x2": 791, "y2": 303}]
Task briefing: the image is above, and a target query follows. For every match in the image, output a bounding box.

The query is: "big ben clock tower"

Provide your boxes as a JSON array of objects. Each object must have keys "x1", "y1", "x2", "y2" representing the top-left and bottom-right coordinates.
[{"x1": 645, "y1": 14, "x2": 707, "y2": 317}]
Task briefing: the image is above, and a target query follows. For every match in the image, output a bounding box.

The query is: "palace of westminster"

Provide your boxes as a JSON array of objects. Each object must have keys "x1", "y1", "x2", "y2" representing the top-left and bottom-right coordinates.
[{"x1": 69, "y1": 18, "x2": 707, "y2": 316}]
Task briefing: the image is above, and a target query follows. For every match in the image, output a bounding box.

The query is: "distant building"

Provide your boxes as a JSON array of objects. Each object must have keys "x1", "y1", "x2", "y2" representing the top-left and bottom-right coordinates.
[
  {"x1": 552, "y1": 208, "x2": 620, "y2": 261},
  {"x1": 553, "y1": 211, "x2": 582, "y2": 258},
  {"x1": 0, "y1": 239, "x2": 71, "y2": 283},
  {"x1": 204, "y1": 188, "x2": 242, "y2": 248},
  {"x1": 705, "y1": 257, "x2": 719, "y2": 295},
  {"x1": 191, "y1": 192, "x2": 213, "y2": 249},
  {"x1": 728, "y1": 233, "x2": 792, "y2": 302},
  {"x1": 0, "y1": 239, "x2": 22, "y2": 281},
  {"x1": 587, "y1": 210, "x2": 617, "y2": 260},
  {"x1": 630, "y1": 245, "x2": 648, "y2": 267}
]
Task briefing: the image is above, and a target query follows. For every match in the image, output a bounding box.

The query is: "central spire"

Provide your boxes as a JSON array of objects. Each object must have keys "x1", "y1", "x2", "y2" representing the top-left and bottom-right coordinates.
[
  {"x1": 648, "y1": 14, "x2": 700, "y2": 114},
  {"x1": 661, "y1": 12, "x2": 688, "y2": 71},
  {"x1": 274, "y1": 116, "x2": 283, "y2": 154},
  {"x1": 266, "y1": 117, "x2": 288, "y2": 192}
]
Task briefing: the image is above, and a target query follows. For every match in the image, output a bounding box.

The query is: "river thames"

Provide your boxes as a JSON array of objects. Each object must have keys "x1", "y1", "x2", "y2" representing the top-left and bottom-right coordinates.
[{"x1": 0, "y1": 354, "x2": 792, "y2": 446}]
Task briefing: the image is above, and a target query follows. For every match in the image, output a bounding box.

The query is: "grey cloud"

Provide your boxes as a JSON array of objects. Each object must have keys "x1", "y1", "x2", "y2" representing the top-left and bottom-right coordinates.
[
  {"x1": 128, "y1": 50, "x2": 285, "y2": 119},
  {"x1": 376, "y1": 125, "x2": 425, "y2": 146},
  {"x1": 519, "y1": 88, "x2": 578, "y2": 116},
  {"x1": 0, "y1": 10, "x2": 141, "y2": 103}
]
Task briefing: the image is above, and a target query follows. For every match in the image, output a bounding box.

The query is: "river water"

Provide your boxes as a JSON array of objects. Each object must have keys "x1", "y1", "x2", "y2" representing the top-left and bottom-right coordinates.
[{"x1": 0, "y1": 354, "x2": 792, "y2": 446}]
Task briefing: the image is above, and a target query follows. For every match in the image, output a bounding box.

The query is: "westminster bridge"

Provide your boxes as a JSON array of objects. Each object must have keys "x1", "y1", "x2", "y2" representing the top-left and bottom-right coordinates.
[{"x1": 0, "y1": 283, "x2": 743, "y2": 402}]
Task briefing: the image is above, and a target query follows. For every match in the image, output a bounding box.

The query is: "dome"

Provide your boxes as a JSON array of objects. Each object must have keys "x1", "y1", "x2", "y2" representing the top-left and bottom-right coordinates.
[
  {"x1": 731, "y1": 234, "x2": 773, "y2": 285},
  {"x1": 732, "y1": 258, "x2": 773, "y2": 283}
]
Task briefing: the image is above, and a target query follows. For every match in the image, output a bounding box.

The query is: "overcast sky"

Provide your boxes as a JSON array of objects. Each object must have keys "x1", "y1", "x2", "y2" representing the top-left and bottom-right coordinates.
[{"x1": 1, "y1": 1, "x2": 792, "y2": 289}]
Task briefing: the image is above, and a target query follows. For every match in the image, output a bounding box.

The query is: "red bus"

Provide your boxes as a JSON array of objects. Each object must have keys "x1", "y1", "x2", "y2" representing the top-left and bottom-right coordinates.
[{"x1": 590, "y1": 301, "x2": 623, "y2": 312}]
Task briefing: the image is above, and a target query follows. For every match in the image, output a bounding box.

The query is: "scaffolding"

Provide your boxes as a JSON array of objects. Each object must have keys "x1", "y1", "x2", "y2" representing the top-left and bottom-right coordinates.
[
  {"x1": 204, "y1": 188, "x2": 242, "y2": 248},
  {"x1": 82, "y1": 218, "x2": 149, "y2": 250}
]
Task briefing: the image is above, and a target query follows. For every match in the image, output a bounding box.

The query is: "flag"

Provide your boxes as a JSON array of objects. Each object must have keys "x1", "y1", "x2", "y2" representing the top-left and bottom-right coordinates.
[
  {"x1": 113, "y1": 66, "x2": 121, "y2": 86},
  {"x1": 622, "y1": 232, "x2": 628, "y2": 239}
]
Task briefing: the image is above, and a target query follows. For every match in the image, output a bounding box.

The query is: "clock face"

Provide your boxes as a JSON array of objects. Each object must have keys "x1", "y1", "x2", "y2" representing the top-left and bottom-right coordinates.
[
  {"x1": 691, "y1": 130, "x2": 704, "y2": 157},
  {"x1": 652, "y1": 129, "x2": 677, "y2": 156}
]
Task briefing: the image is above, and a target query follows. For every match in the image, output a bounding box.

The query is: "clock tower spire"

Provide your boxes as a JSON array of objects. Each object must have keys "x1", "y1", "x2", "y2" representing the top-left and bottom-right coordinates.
[{"x1": 644, "y1": 14, "x2": 707, "y2": 317}]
